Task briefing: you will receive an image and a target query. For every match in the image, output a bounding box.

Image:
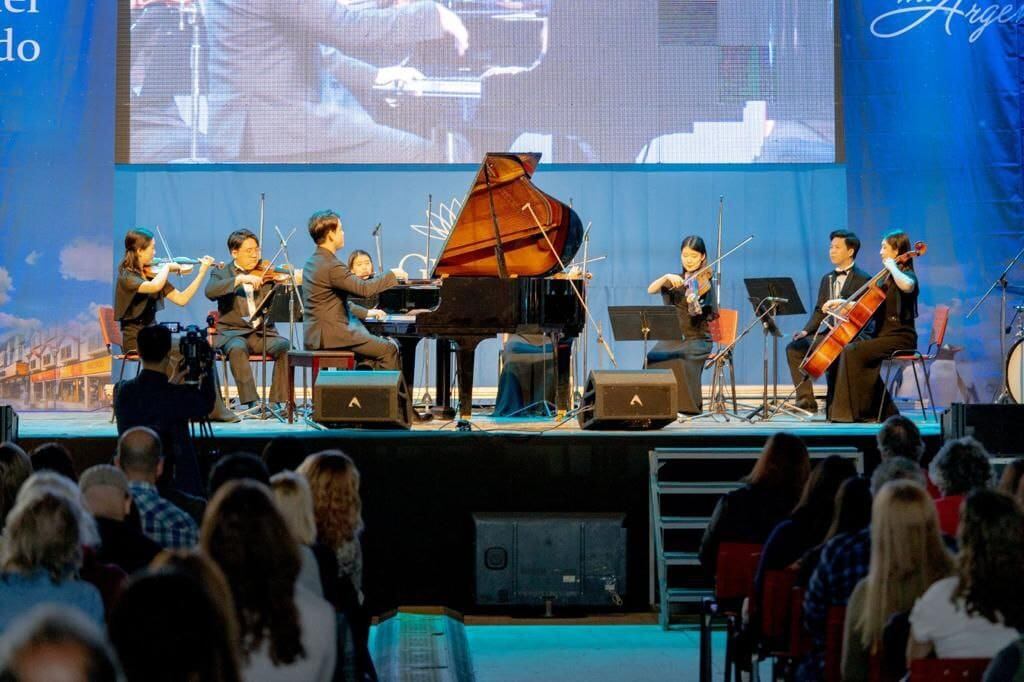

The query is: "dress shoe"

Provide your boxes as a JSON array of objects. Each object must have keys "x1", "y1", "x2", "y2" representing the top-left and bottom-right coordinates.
[
  {"x1": 795, "y1": 398, "x2": 818, "y2": 413},
  {"x1": 411, "y1": 410, "x2": 434, "y2": 424},
  {"x1": 208, "y1": 407, "x2": 241, "y2": 423}
]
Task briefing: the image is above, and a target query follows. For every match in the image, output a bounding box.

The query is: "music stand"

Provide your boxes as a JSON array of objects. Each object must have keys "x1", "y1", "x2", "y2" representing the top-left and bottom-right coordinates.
[
  {"x1": 238, "y1": 284, "x2": 286, "y2": 422},
  {"x1": 741, "y1": 277, "x2": 807, "y2": 420},
  {"x1": 607, "y1": 306, "x2": 682, "y2": 368}
]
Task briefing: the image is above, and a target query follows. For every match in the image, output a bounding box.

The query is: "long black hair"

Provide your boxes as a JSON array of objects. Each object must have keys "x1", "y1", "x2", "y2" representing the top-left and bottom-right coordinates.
[
  {"x1": 882, "y1": 230, "x2": 914, "y2": 272},
  {"x1": 120, "y1": 228, "x2": 154, "y2": 275}
]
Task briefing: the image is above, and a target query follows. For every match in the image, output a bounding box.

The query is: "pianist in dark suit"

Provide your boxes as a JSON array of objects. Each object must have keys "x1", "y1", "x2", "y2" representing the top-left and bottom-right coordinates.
[
  {"x1": 301, "y1": 211, "x2": 407, "y2": 369},
  {"x1": 204, "y1": 0, "x2": 470, "y2": 162},
  {"x1": 204, "y1": 229, "x2": 291, "y2": 408},
  {"x1": 785, "y1": 230, "x2": 871, "y2": 415}
]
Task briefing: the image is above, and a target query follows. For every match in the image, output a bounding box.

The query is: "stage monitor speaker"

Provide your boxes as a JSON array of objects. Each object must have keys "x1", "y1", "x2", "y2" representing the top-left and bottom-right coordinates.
[
  {"x1": 577, "y1": 369, "x2": 677, "y2": 430},
  {"x1": 0, "y1": 405, "x2": 16, "y2": 442},
  {"x1": 942, "y1": 403, "x2": 1024, "y2": 455},
  {"x1": 312, "y1": 370, "x2": 410, "y2": 429},
  {"x1": 473, "y1": 512, "x2": 626, "y2": 608}
]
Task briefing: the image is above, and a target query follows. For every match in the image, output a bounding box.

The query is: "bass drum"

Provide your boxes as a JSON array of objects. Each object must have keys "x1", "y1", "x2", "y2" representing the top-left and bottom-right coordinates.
[{"x1": 1009, "y1": 338, "x2": 1024, "y2": 403}]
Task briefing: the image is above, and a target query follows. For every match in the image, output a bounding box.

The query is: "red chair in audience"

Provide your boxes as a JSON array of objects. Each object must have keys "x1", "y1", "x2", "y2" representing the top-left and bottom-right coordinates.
[
  {"x1": 824, "y1": 605, "x2": 847, "y2": 682},
  {"x1": 909, "y1": 658, "x2": 990, "y2": 681},
  {"x1": 699, "y1": 542, "x2": 763, "y2": 682},
  {"x1": 758, "y1": 567, "x2": 800, "y2": 677}
]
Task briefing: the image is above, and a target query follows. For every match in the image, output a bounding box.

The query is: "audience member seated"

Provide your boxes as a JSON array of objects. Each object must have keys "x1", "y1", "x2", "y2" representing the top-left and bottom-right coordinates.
[
  {"x1": 929, "y1": 436, "x2": 993, "y2": 537},
  {"x1": 0, "y1": 492, "x2": 104, "y2": 630},
  {"x1": 876, "y1": 415, "x2": 925, "y2": 463},
  {"x1": 115, "y1": 427, "x2": 199, "y2": 550},
  {"x1": 754, "y1": 455, "x2": 858, "y2": 609},
  {"x1": 0, "y1": 442, "x2": 31, "y2": 532},
  {"x1": 799, "y1": 457, "x2": 925, "y2": 681},
  {"x1": 201, "y1": 481, "x2": 336, "y2": 681},
  {"x1": 0, "y1": 605, "x2": 119, "y2": 680},
  {"x1": 271, "y1": 471, "x2": 338, "y2": 601},
  {"x1": 263, "y1": 436, "x2": 309, "y2": 477},
  {"x1": 986, "y1": 636, "x2": 1024, "y2": 681},
  {"x1": 907, "y1": 489, "x2": 1022, "y2": 662},
  {"x1": 795, "y1": 476, "x2": 872, "y2": 587},
  {"x1": 15, "y1": 471, "x2": 126, "y2": 615},
  {"x1": 298, "y1": 450, "x2": 375, "y2": 680},
  {"x1": 114, "y1": 323, "x2": 216, "y2": 497},
  {"x1": 841, "y1": 480, "x2": 953, "y2": 681},
  {"x1": 28, "y1": 442, "x2": 77, "y2": 482},
  {"x1": 699, "y1": 433, "x2": 810, "y2": 576},
  {"x1": 109, "y1": 570, "x2": 242, "y2": 682},
  {"x1": 148, "y1": 550, "x2": 240, "y2": 650},
  {"x1": 78, "y1": 465, "x2": 161, "y2": 575},
  {"x1": 996, "y1": 457, "x2": 1024, "y2": 505},
  {"x1": 208, "y1": 451, "x2": 270, "y2": 497}
]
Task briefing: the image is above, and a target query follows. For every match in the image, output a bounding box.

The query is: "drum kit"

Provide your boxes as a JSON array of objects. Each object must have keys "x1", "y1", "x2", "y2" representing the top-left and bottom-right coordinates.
[{"x1": 968, "y1": 246, "x2": 1024, "y2": 404}]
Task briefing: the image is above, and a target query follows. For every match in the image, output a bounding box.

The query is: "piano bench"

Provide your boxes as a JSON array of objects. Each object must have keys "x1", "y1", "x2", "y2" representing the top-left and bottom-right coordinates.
[{"x1": 287, "y1": 350, "x2": 357, "y2": 423}]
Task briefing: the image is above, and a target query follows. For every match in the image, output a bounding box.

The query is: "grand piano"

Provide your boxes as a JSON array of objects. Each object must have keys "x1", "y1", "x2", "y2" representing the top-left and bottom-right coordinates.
[{"x1": 366, "y1": 152, "x2": 584, "y2": 417}]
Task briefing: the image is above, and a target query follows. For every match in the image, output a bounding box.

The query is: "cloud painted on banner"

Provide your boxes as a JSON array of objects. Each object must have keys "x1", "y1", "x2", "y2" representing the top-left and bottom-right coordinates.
[
  {"x1": 870, "y1": 0, "x2": 1024, "y2": 43},
  {"x1": 59, "y1": 239, "x2": 113, "y2": 282},
  {"x1": 25, "y1": 251, "x2": 40, "y2": 266},
  {"x1": 0, "y1": 268, "x2": 13, "y2": 305},
  {"x1": 0, "y1": 312, "x2": 42, "y2": 335}
]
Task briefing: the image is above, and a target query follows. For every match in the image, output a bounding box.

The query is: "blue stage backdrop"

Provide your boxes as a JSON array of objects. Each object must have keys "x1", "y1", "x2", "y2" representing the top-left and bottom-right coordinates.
[{"x1": 2, "y1": 1, "x2": 1022, "y2": 410}]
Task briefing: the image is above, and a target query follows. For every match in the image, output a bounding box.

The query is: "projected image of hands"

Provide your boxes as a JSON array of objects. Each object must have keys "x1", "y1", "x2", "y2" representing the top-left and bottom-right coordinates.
[{"x1": 123, "y1": 0, "x2": 836, "y2": 165}]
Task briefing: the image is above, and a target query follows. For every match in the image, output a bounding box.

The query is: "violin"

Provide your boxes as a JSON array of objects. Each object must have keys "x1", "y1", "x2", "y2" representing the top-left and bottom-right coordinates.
[
  {"x1": 684, "y1": 269, "x2": 713, "y2": 316},
  {"x1": 149, "y1": 256, "x2": 224, "y2": 276},
  {"x1": 253, "y1": 260, "x2": 299, "y2": 284}
]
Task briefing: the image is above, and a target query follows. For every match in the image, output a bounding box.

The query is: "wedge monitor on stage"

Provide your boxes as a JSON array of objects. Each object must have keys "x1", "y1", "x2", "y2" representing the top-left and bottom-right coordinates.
[{"x1": 118, "y1": 1, "x2": 838, "y2": 164}]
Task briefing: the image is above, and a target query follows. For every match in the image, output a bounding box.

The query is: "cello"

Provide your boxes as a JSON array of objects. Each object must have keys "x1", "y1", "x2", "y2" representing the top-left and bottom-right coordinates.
[{"x1": 800, "y1": 241, "x2": 927, "y2": 380}]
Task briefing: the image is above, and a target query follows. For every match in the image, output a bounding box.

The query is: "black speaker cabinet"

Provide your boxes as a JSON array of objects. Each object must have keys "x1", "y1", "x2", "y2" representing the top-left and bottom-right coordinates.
[
  {"x1": 942, "y1": 403, "x2": 1024, "y2": 455},
  {"x1": 577, "y1": 369, "x2": 677, "y2": 430},
  {"x1": 0, "y1": 405, "x2": 16, "y2": 442},
  {"x1": 312, "y1": 370, "x2": 409, "y2": 429}
]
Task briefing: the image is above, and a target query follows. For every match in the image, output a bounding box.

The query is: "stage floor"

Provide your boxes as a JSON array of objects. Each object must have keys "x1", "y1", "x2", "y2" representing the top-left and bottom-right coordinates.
[{"x1": 16, "y1": 407, "x2": 941, "y2": 441}]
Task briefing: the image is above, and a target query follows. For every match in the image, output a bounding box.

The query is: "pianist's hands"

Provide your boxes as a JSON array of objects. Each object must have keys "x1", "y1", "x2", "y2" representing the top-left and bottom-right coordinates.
[
  {"x1": 367, "y1": 309, "x2": 387, "y2": 321},
  {"x1": 390, "y1": 267, "x2": 409, "y2": 282},
  {"x1": 435, "y1": 4, "x2": 469, "y2": 56},
  {"x1": 375, "y1": 65, "x2": 426, "y2": 94}
]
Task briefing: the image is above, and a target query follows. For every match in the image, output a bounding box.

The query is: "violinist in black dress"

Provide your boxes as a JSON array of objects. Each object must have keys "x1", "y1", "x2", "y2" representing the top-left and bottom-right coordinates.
[{"x1": 646, "y1": 235, "x2": 717, "y2": 415}]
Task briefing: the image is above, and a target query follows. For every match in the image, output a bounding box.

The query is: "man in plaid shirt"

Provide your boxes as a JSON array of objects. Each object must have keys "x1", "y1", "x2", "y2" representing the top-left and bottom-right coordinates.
[{"x1": 116, "y1": 426, "x2": 198, "y2": 549}]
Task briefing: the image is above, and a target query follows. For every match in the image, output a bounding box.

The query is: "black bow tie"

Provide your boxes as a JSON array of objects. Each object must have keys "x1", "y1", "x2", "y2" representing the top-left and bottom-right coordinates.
[{"x1": 835, "y1": 268, "x2": 851, "y2": 276}]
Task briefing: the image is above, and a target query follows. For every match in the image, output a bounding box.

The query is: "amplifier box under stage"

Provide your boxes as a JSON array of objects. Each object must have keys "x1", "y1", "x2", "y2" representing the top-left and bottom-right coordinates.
[
  {"x1": 473, "y1": 512, "x2": 626, "y2": 608},
  {"x1": 0, "y1": 406, "x2": 16, "y2": 443},
  {"x1": 942, "y1": 403, "x2": 1024, "y2": 455},
  {"x1": 578, "y1": 369, "x2": 677, "y2": 430},
  {"x1": 312, "y1": 370, "x2": 409, "y2": 429}
]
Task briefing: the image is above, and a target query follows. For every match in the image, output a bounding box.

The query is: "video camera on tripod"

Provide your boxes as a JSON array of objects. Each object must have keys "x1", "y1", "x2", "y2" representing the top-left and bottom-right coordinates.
[{"x1": 177, "y1": 324, "x2": 214, "y2": 386}]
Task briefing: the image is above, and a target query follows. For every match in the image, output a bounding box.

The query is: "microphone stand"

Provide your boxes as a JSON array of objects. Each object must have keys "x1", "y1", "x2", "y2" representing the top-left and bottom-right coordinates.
[
  {"x1": 420, "y1": 197, "x2": 434, "y2": 408},
  {"x1": 966, "y1": 245, "x2": 1024, "y2": 403}
]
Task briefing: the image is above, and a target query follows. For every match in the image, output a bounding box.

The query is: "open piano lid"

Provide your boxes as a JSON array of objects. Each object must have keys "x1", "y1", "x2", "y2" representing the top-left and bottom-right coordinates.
[{"x1": 430, "y1": 153, "x2": 583, "y2": 279}]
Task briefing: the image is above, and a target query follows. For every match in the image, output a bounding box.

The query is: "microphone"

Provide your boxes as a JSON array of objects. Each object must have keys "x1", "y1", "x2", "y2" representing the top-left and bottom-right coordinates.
[
  {"x1": 764, "y1": 296, "x2": 789, "y2": 304},
  {"x1": 372, "y1": 223, "x2": 381, "y2": 237}
]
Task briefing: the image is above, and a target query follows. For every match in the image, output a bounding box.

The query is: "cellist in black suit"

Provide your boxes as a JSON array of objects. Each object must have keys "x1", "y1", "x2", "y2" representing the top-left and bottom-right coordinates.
[{"x1": 785, "y1": 230, "x2": 872, "y2": 415}]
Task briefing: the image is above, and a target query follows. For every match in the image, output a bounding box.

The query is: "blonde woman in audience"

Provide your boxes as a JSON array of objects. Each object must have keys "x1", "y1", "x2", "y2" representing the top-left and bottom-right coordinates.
[
  {"x1": 841, "y1": 480, "x2": 953, "y2": 681},
  {"x1": 270, "y1": 471, "x2": 333, "y2": 599},
  {"x1": 907, "y1": 489, "x2": 1022, "y2": 662},
  {"x1": 298, "y1": 451, "x2": 364, "y2": 601},
  {"x1": 201, "y1": 481, "x2": 336, "y2": 682},
  {"x1": 0, "y1": 492, "x2": 104, "y2": 631}
]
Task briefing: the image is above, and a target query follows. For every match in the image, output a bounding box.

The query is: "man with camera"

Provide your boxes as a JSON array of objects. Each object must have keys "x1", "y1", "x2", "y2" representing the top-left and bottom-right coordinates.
[{"x1": 114, "y1": 324, "x2": 216, "y2": 497}]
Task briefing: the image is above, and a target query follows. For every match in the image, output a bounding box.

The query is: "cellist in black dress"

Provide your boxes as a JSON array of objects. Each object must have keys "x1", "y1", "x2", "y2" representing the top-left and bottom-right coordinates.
[{"x1": 830, "y1": 230, "x2": 919, "y2": 423}]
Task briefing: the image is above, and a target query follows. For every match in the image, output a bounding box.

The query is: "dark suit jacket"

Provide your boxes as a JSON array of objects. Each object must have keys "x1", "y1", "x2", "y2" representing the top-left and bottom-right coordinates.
[
  {"x1": 204, "y1": 263, "x2": 279, "y2": 343},
  {"x1": 301, "y1": 247, "x2": 398, "y2": 350},
  {"x1": 114, "y1": 370, "x2": 216, "y2": 497},
  {"x1": 801, "y1": 265, "x2": 871, "y2": 335},
  {"x1": 204, "y1": 0, "x2": 447, "y2": 161}
]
